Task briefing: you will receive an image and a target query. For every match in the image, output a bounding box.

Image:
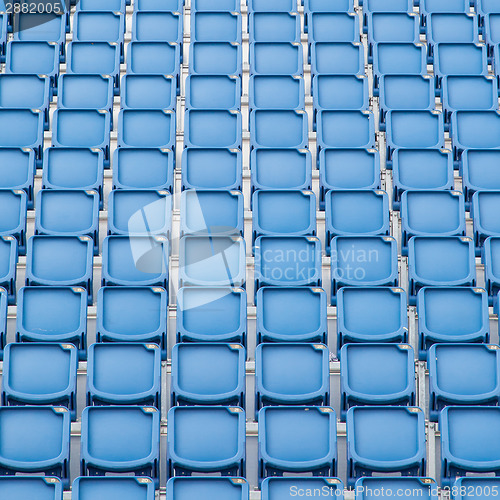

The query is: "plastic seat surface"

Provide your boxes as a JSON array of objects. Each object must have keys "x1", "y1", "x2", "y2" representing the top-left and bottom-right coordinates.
[
  {"x1": 73, "y1": 12, "x2": 124, "y2": 47},
  {"x1": 452, "y1": 478, "x2": 500, "y2": 500},
  {"x1": 0, "y1": 148, "x2": 35, "y2": 207},
  {"x1": 0, "y1": 236, "x2": 16, "y2": 303},
  {"x1": 191, "y1": 12, "x2": 241, "y2": 43},
  {"x1": 427, "y1": 14, "x2": 480, "y2": 50},
  {"x1": 250, "y1": 42, "x2": 303, "y2": 76},
  {"x1": 0, "y1": 109, "x2": 44, "y2": 159},
  {"x1": 311, "y1": 42, "x2": 365, "y2": 76},
  {"x1": 127, "y1": 42, "x2": 180, "y2": 77},
  {"x1": 0, "y1": 189, "x2": 27, "y2": 254},
  {"x1": 250, "y1": 110, "x2": 308, "y2": 149},
  {"x1": 355, "y1": 478, "x2": 437, "y2": 500},
  {"x1": 317, "y1": 110, "x2": 376, "y2": 149},
  {"x1": 58, "y1": 75, "x2": 113, "y2": 116},
  {"x1": 185, "y1": 109, "x2": 241, "y2": 149},
  {"x1": 118, "y1": 110, "x2": 175, "y2": 149},
  {"x1": 77, "y1": 0, "x2": 126, "y2": 10},
  {"x1": 434, "y1": 43, "x2": 488, "y2": 81},
  {"x1": 189, "y1": 42, "x2": 241, "y2": 76},
  {"x1": 451, "y1": 111, "x2": 500, "y2": 155},
  {"x1": 472, "y1": 191, "x2": 500, "y2": 247},
  {"x1": 72, "y1": 477, "x2": 155, "y2": 500},
  {"x1": 248, "y1": 0, "x2": 297, "y2": 11},
  {"x1": 191, "y1": 0, "x2": 239, "y2": 10},
  {"x1": 0, "y1": 288, "x2": 7, "y2": 355},
  {"x1": 0, "y1": 476, "x2": 63, "y2": 500},
  {"x1": 313, "y1": 75, "x2": 369, "y2": 113},
  {"x1": 485, "y1": 14, "x2": 500, "y2": 47},
  {"x1": 305, "y1": 0, "x2": 353, "y2": 10},
  {"x1": 461, "y1": 150, "x2": 500, "y2": 201},
  {"x1": 362, "y1": 0, "x2": 412, "y2": 12},
  {"x1": 249, "y1": 75, "x2": 304, "y2": 110},
  {"x1": 186, "y1": 75, "x2": 241, "y2": 110},
  {"x1": 249, "y1": 12, "x2": 300, "y2": 43},
  {"x1": 261, "y1": 477, "x2": 344, "y2": 500},
  {"x1": 135, "y1": 0, "x2": 182, "y2": 10},
  {"x1": 166, "y1": 477, "x2": 249, "y2": 500},
  {"x1": 133, "y1": 11, "x2": 182, "y2": 43},
  {"x1": 484, "y1": 237, "x2": 500, "y2": 297},
  {"x1": 309, "y1": 12, "x2": 360, "y2": 43}
]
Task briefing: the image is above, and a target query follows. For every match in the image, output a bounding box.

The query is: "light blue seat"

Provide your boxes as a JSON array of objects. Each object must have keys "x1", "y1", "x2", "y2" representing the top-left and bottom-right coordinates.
[
  {"x1": 249, "y1": 75, "x2": 304, "y2": 111},
  {"x1": 191, "y1": 0, "x2": 240, "y2": 10},
  {"x1": 186, "y1": 75, "x2": 241, "y2": 110},
  {"x1": 346, "y1": 406, "x2": 426, "y2": 487},
  {"x1": 16, "y1": 286, "x2": 87, "y2": 359},
  {"x1": 258, "y1": 406, "x2": 337, "y2": 484},
  {"x1": 361, "y1": 0, "x2": 414, "y2": 33},
  {"x1": 305, "y1": 0, "x2": 354, "y2": 33},
  {"x1": 72, "y1": 477, "x2": 155, "y2": 500},
  {"x1": 336, "y1": 287, "x2": 408, "y2": 352},
  {"x1": 484, "y1": 236, "x2": 500, "y2": 299},
  {"x1": 113, "y1": 148, "x2": 174, "y2": 192},
  {"x1": 2, "y1": 343, "x2": 78, "y2": 420},
  {"x1": 185, "y1": 109, "x2": 241, "y2": 149},
  {"x1": 180, "y1": 190, "x2": 244, "y2": 236},
  {"x1": 461, "y1": 149, "x2": 500, "y2": 203},
  {"x1": 97, "y1": 286, "x2": 167, "y2": 359},
  {"x1": 340, "y1": 343, "x2": 415, "y2": 420},
  {"x1": 485, "y1": 14, "x2": 500, "y2": 53},
  {"x1": 250, "y1": 42, "x2": 303, "y2": 76},
  {"x1": 0, "y1": 406, "x2": 71, "y2": 488},
  {"x1": 0, "y1": 148, "x2": 35, "y2": 209},
  {"x1": 81, "y1": 406, "x2": 160, "y2": 486},
  {"x1": 135, "y1": 0, "x2": 182, "y2": 10},
  {"x1": 76, "y1": 0, "x2": 126, "y2": 10},
  {"x1": 0, "y1": 13, "x2": 5, "y2": 62},
  {"x1": 248, "y1": 0, "x2": 297, "y2": 11},
  {"x1": 417, "y1": 287, "x2": 489, "y2": 360},
  {"x1": 178, "y1": 235, "x2": 246, "y2": 287},
  {"x1": 429, "y1": 343, "x2": 500, "y2": 421},
  {"x1": 87, "y1": 343, "x2": 161, "y2": 407},
  {"x1": 176, "y1": 286, "x2": 246, "y2": 344},
  {"x1": 167, "y1": 477, "x2": 249, "y2": 500},
  {"x1": 189, "y1": 41, "x2": 242, "y2": 77},
  {"x1": 420, "y1": 0, "x2": 471, "y2": 28},
  {"x1": 355, "y1": 478, "x2": 437, "y2": 500},
  {"x1": 0, "y1": 236, "x2": 17, "y2": 303},
  {"x1": 167, "y1": 406, "x2": 246, "y2": 477},
  {"x1": 254, "y1": 236, "x2": 322, "y2": 289},
  {"x1": 191, "y1": 12, "x2": 241, "y2": 43},
  {"x1": 249, "y1": 12, "x2": 300, "y2": 43},
  {"x1": 122, "y1": 75, "x2": 177, "y2": 110},
  {"x1": 472, "y1": 191, "x2": 500, "y2": 248},
  {"x1": 171, "y1": 343, "x2": 246, "y2": 407},
  {"x1": 133, "y1": 11, "x2": 183, "y2": 43},
  {"x1": 440, "y1": 407, "x2": 500, "y2": 487},
  {"x1": 310, "y1": 42, "x2": 365, "y2": 77},
  {"x1": 182, "y1": 148, "x2": 242, "y2": 191},
  {"x1": 452, "y1": 478, "x2": 500, "y2": 500},
  {"x1": 330, "y1": 236, "x2": 399, "y2": 303},
  {"x1": 118, "y1": 110, "x2": 175, "y2": 150},
  {"x1": 478, "y1": 0, "x2": 500, "y2": 16},
  {"x1": 0, "y1": 477, "x2": 63, "y2": 500},
  {"x1": 308, "y1": 12, "x2": 360, "y2": 44},
  {"x1": 255, "y1": 343, "x2": 329, "y2": 414},
  {"x1": 0, "y1": 288, "x2": 6, "y2": 357},
  {"x1": 0, "y1": 189, "x2": 27, "y2": 255},
  {"x1": 101, "y1": 235, "x2": 169, "y2": 289},
  {"x1": 250, "y1": 110, "x2": 308, "y2": 149},
  {"x1": 262, "y1": 478, "x2": 344, "y2": 500}
]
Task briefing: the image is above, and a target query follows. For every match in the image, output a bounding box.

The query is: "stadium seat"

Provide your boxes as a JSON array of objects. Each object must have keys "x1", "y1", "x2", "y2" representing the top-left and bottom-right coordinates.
[
  {"x1": 484, "y1": 237, "x2": 500, "y2": 298},
  {"x1": 305, "y1": 0, "x2": 353, "y2": 12},
  {"x1": 308, "y1": 12, "x2": 360, "y2": 46},
  {"x1": 0, "y1": 476, "x2": 63, "y2": 500},
  {"x1": 420, "y1": 0, "x2": 471, "y2": 27},
  {"x1": 191, "y1": 0, "x2": 239, "y2": 10},
  {"x1": 250, "y1": 110, "x2": 308, "y2": 149},
  {"x1": 179, "y1": 235, "x2": 246, "y2": 287},
  {"x1": 472, "y1": 191, "x2": 500, "y2": 249},
  {"x1": 167, "y1": 406, "x2": 246, "y2": 477},
  {"x1": 191, "y1": 12, "x2": 241, "y2": 43},
  {"x1": 361, "y1": 0, "x2": 413, "y2": 32},
  {"x1": 336, "y1": 287, "x2": 408, "y2": 352},
  {"x1": 0, "y1": 13, "x2": 5, "y2": 61},
  {"x1": 176, "y1": 286, "x2": 246, "y2": 344},
  {"x1": 186, "y1": 75, "x2": 241, "y2": 110},
  {"x1": 330, "y1": 236, "x2": 399, "y2": 302},
  {"x1": 340, "y1": 343, "x2": 416, "y2": 420},
  {"x1": 440, "y1": 406, "x2": 500, "y2": 486},
  {"x1": 26, "y1": 236, "x2": 93, "y2": 303},
  {"x1": 248, "y1": 0, "x2": 297, "y2": 11},
  {"x1": 0, "y1": 288, "x2": 6, "y2": 357},
  {"x1": 452, "y1": 478, "x2": 500, "y2": 500},
  {"x1": 17, "y1": 286, "x2": 87, "y2": 358},
  {"x1": 262, "y1": 477, "x2": 344, "y2": 500},
  {"x1": 254, "y1": 236, "x2": 322, "y2": 289},
  {"x1": 171, "y1": 343, "x2": 246, "y2": 407},
  {"x1": 180, "y1": 190, "x2": 244, "y2": 236},
  {"x1": 417, "y1": 287, "x2": 489, "y2": 359},
  {"x1": 72, "y1": 477, "x2": 155, "y2": 500},
  {"x1": 101, "y1": 235, "x2": 169, "y2": 289},
  {"x1": 121, "y1": 75, "x2": 176, "y2": 110},
  {"x1": 461, "y1": 150, "x2": 500, "y2": 203},
  {"x1": 0, "y1": 189, "x2": 27, "y2": 255},
  {"x1": 97, "y1": 286, "x2": 167, "y2": 359},
  {"x1": 0, "y1": 406, "x2": 70, "y2": 487},
  {"x1": 249, "y1": 75, "x2": 305, "y2": 111},
  {"x1": 252, "y1": 190, "x2": 316, "y2": 240},
  {"x1": 167, "y1": 477, "x2": 249, "y2": 500},
  {"x1": 346, "y1": 406, "x2": 426, "y2": 487},
  {"x1": 133, "y1": 11, "x2": 183, "y2": 43},
  {"x1": 189, "y1": 41, "x2": 242, "y2": 77},
  {"x1": 87, "y1": 343, "x2": 161, "y2": 407},
  {"x1": 108, "y1": 189, "x2": 172, "y2": 237},
  {"x1": 0, "y1": 148, "x2": 35, "y2": 209},
  {"x1": 258, "y1": 406, "x2": 337, "y2": 483},
  {"x1": 249, "y1": 12, "x2": 300, "y2": 43},
  {"x1": 355, "y1": 478, "x2": 437, "y2": 500},
  {"x1": 185, "y1": 109, "x2": 241, "y2": 149},
  {"x1": 255, "y1": 343, "x2": 329, "y2": 414},
  {"x1": 135, "y1": 0, "x2": 182, "y2": 10},
  {"x1": 81, "y1": 406, "x2": 160, "y2": 485},
  {"x1": 118, "y1": 110, "x2": 175, "y2": 150},
  {"x1": 250, "y1": 42, "x2": 303, "y2": 76},
  {"x1": 400, "y1": 191, "x2": 466, "y2": 253},
  {"x1": 310, "y1": 42, "x2": 365, "y2": 77},
  {"x1": 0, "y1": 236, "x2": 16, "y2": 303},
  {"x1": 76, "y1": 0, "x2": 126, "y2": 10},
  {"x1": 182, "y1": 148, "x2": 242, "y2": 191},
  {"x1": 478, "y1": 0, "x2": 500, "y2": 16},
  {"x1": 428, "y1": 343, "x2": 500, "y2": 421},
  {"x1": 2, "y1": 343, "x2": 78, "y2": 420}
]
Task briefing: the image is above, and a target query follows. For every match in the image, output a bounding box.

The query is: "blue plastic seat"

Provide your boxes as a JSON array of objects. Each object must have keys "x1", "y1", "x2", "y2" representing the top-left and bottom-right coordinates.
[
  {"x1": 252, "y1": 190, "x2": 316, "y2": 240},
  {"x1": 347, "y1": 406, "x2": 426, "y2": 487},
  {"x1": 429, "y1": 343, "x2": 500, "y2": 421},
  {"x1": 254, "y1": 236, "x2": 322, "y2": 289},
  {"x1": 101, "y1": 235, "x2": 169, "y2": 289},
  {"x1": 251, "y1": 148, "x2": 312, "y2": 192},
  {"x1": 248, "y1": 0, "x2": 297, "y2": 11},
  {"x1": 185, "y1": 110, "x2": 241, "y2": 149},
  {"x1": 250, "y1": 42, "x2": 303, "y2": 76},
  {"x1": 417, "y1": 287, "x2": 489, "y2": 359},
  {"x1": 0, "y1": 13, "x2": 5, "y2": 61},
  {"x1": 72, "y1": 477, "x2": 155, "y2": 500},
  {"x1": 182, "y1": 148, "x2": 242, "y2": 191},
  {"x1": 178, "y1": 235, "x2": 246, "y2": 287},
  {"x1": 249, "y1": 75, "x2": 304, "y2": 111},
  {"x1": 2, "y1": 343, "x2": 78, "y2": 420},
  {"x1": 256, "y1": 286, "x2": 327, "y2": 344},
  {"x1": 177, "y1": 286, "x2": 246, "y2": 344},
  {"x1": 401, "y1": 191, "x2": 466, "y2": 253},
  {"x1": 0, "y1": 476, "x2": 63, "y2": 500},
  {"x1": 190, "y1": 42, "x2": 242, "y2": 76},
  {"x1": 0, "y1": 406, "x2": 70, "y2": 487},
  {"x1": 355, "y1": 478, "x2": 437, "y2": 500},
  {"x1": 108, "y1": 190, "x2": 172, "y2": 237},
  {"x1": 171, "y1": 343, "x2": 245, "y2": 407},
  {"x1": 135, "y1": 0, "x2": 182, "y2": 10},
  {"x1": 331, "y1": 236, "x2": 399, "y2": 302},
  {"x1": 118, "y1": 110, "x2": 175, "y2": 150},
  {"x1": 258, "y1": 406, "x2": 337, "y2": 484},
  {"x1": 167, "y1": 477, "x2": 249, "y2": 500},
  {"x1": 0, "y1": 288, "x2": 6, "y2": 357},
  {"x1": 262, "y1": 477, "x2": 344, "y2": 500},
  {"x1": 0, "y1": 189, "x2": 27, "y2": 255},
  {"x1": 191, "y1": 12, "x2": 241, "y2": 43},
  {"x1": 305, "y1": 0, "x2": 354, "y2": 33},
  {"x1": 180, "y1": 190, "x2": 243, "y2": 236},
  {"x1": 461, "y1": 150, "x2": 500, "y2": 203},
  {"x1": 0, "y1": 148, "x2": 35, "y2": 209},
  {"x1": 167, "y1": 406, "x2": 246, "y2": 477},
  {"x1": 472, "y1": 191, "x2": 500, "y2": 248},
  {"x1": 440, "y1": 406, "x2": 500, "y2": 486},
  {"x1": 485, "y1": 14, "x2": 500, "y2": 51},
  {"x1": 17, "y1": 286, "x2": 87, "y2": 358},
  {"x1": 308, "y1": 12, "x2": 360, "y2": 44},
  {"x1": 249, "y1": 12, "x2": 300, "y2": 43},
  {"x1": 484, "y1": 237, "x2": 500, "y2": 298},
  {"x1": 255, "y1": 343, "x2": 329, "y2": 413},
  {"x1": 420, "y1": 0, "x2": 470, "y2": 29},
  {"x1": 0, "y1": 236, "x2": 17, "y2": 303},
  {"x1": 77, "y1": 0, "x2": 126, "y2": 10},
  {"x1": 310, "y1": 42, "x2": 365, "y2": 77},
  {"x1": 336, "y1": 287, "x2": 408, "y2": 351},
  {"x1": 87, "y1": 343, "x2": 161, "y2": 407},
  {"x1": 361, "y1": 0, "x2": 413, "y2": 32},
  {"x1": 340, "y1": 343, "x2": 415, "y2": 420},
  {"x1": 478, "y1": 0, "x2": 500, "y2": 16},
  {"x1": 186, "y1": 75, "x2": 241, "y2": 110},
  {"x1": 191, "y1": 0, "x2": 239, "y2": 10},
  {"x1": 454, "y1": 478, "x2": 500, "y2": 500},
  {"x1": 133, "y1": 11, "x2": 182, "y2": 43},
  {"x1": 81, "y1": 406, "x2": 160, "y2": 485},
  {"x1": 97, "y1": 286, "x2": 167, "y2": 359},
  {"x1": 113, "y1": 148, "x2": 174, "y2": 192}
]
